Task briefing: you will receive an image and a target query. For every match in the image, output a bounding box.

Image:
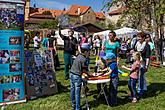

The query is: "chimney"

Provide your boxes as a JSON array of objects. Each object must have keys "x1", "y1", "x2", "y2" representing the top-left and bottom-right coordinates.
[{"x1": 78, "y1": 7, "x2": 80, "y2": 15}]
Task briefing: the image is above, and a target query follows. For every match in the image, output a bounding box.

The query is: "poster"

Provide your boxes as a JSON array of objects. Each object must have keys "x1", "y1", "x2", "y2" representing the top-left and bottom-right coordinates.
[
  {"x1": 25, "y1": 50, "x2": 58, "y2": 99},
  {"x1": 0, "y1": 0, "x2": 26, "y2": 105}
]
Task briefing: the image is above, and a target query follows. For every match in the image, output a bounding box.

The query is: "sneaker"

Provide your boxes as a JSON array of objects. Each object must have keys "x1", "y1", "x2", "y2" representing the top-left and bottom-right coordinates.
[{"x1": 132, "y1": 98, "x2": 137, "y2": 103}]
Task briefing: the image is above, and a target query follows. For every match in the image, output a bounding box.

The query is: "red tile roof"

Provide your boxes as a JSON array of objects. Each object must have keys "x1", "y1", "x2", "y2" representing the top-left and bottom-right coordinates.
[
  {"x1": 51, "y1": 10, "x2": 67, "y2": 17},
  {"x1": 29, "y1": 7, "x2": 67, "y2": 18},
  {"x1": 30, "y1": 14, "x2": 54, "y2": 19},
  {"x1": 67, "y1": 4, "x2": 90, "y2": 16},
  {"x1": 109, "y1": 7, "x2": 127, "y2": 15},
  {"x1": 95, "y1": 12, "x2": 105, "y2": 19}
]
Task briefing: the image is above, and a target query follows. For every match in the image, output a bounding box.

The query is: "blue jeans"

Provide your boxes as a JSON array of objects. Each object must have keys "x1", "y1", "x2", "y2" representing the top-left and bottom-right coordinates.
[
  {"x1": 64, "y1": 53, "x2": 73, "y2": 79},
  {"x1": 128, "y1": 77, "x2": 137, "y2": 98},
  {"x1": 109, "y1": 77, "x2": 119, "y2": 106},
  {"x1": 70, "y1": 73, "x2": 82, "y2": 110},
  {"x1": 138, "y1": 66, "x2": 147, "y2": 95}
]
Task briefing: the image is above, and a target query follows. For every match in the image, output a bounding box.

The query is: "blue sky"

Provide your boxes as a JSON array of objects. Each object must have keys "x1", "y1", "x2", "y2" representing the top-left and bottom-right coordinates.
[{"x1": 30, "y1": 0, "x2": 110, "y2": 12}]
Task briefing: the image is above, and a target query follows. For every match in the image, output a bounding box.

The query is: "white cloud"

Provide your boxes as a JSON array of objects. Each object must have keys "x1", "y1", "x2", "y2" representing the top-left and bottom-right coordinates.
[{"x1": 30, "y1": 0, "x2": 70, "y2": 10}]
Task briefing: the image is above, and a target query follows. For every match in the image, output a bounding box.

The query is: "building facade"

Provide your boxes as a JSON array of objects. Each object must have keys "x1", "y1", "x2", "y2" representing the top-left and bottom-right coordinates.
[{"x1": 25, "y1": 1, "x2": 105, "y2": 26}]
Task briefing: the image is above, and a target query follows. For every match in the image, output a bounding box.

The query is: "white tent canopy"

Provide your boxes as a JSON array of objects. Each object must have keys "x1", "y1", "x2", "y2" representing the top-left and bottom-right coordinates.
[
  {"x1": 114, "y1": 27, "x2": 139, "y2": 39},
  {"x1": 93, "y1": 27, "x2": 139, "y2": 41},
  {"x1": 115, "y1": 27, "x2": 139, "y2": 35},
  {"x1": 93, "y1": 30, "x2": 111, "y2": 42},
  {"x1": 55, "y1": 29, "x2": 79, "y2": 46},
  {"x1": 93, "y1": 30, "x2": 111, "y2": 37}
]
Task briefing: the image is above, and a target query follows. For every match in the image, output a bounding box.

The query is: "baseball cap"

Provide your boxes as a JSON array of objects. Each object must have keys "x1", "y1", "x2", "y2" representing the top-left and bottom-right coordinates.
[
  {"x1": 103, "y1": 52, "x2": 116, "y2": 60},
  {"x1": 81, "y1": 43, "x2": 91, "y2": 51}
]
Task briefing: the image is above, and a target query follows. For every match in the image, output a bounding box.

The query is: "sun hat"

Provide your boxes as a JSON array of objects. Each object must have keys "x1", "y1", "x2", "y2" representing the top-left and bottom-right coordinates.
[{"x1": 103, "y1": 52, "x2": 116, "y2": 60}]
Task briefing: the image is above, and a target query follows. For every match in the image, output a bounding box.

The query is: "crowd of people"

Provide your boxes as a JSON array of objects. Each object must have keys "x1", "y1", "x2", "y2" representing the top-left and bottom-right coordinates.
[{"x1": 28, "y1": 27, "x2": 154, "y2": 110}]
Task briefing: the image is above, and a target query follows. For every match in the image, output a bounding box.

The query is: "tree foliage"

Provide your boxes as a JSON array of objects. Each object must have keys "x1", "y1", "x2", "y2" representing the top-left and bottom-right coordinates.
[
  {"x1": 103, "y1": 0, "x2": 165, "y2": 61},
  {"x1": 103, "y1": 0, "x2": 164, "y2": 30},
  {"x1": 39, "y1": 19, "x2": 59, "y2": 29}
]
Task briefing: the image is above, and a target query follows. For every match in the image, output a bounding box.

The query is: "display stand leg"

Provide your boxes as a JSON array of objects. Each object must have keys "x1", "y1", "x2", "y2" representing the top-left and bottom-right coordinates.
[
  {"x1": 101, "y1": 85, "x2": 109, "y2": 106},
  {"x1": 97, "y1": 84, "x2": 109, "y2": 106}
]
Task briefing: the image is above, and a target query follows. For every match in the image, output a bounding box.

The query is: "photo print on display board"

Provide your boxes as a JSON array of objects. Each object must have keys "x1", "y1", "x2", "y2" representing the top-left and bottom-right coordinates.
[
  {"x1": 0, "y1": 50, "x2": 10, "y2": 64},
  {"x1": 10, "y1": 50, "x2": 20, "y2": 63},
  {"x1": 11, "y1": 74, "x2": 22, "y2": 83},
  {"x1": 9, "y1": 37, "x2": 21, "y2": 45},
  {"x1": 1, "y1": 76, "x2": 12, "y2": 84},
  {"x1": 0, "y1": 75, "x2": 22, "y2": 84},
  {"x1": 9, "y1": 63, "x2": 22, "y2": 72},
  {"x1": 3, "y1": 88, "x2": 20, "y2": 101}
]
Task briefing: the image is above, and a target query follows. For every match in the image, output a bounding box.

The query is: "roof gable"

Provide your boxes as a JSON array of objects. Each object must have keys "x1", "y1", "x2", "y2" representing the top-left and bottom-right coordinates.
[
  {"x1": 109, "y1": 6, "x2": 127, "y2": 15},
  {"x1": 95, "y1": 12, "x2": 105, "y2": 19},
  {"x1": 67, "y1": 4, "x2": 91, "y2": 16}
]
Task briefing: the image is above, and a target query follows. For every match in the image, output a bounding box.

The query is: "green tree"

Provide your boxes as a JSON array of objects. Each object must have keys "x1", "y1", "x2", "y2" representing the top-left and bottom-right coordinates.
[
  {"x1": 95, "y1": 21, "x2": 106, "y2": 29},
  {"x1": 39, "y1": 19, "x2": 59, "y2": 29},
  {"x1": 103, "y1": 0, "x2": 165, "y2": 61}
]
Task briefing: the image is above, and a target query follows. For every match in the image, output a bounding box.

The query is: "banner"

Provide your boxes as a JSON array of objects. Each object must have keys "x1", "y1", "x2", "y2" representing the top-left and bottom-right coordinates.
[{"x1": 0, "y1": 0, "x2": 26, "y2": 105}]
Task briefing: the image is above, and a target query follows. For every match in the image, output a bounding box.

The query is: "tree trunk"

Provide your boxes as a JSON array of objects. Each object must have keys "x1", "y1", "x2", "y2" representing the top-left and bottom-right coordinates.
[
  {"x1": 160, "y1": 14, "x2": 164, "y2": 63},
  {"x1": 151, "y1": 2, "x2": 160, "y2": 61}
]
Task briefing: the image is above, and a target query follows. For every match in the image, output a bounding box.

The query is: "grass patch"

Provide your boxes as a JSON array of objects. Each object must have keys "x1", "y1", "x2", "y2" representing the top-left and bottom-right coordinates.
[{"x1": 4, "y1": 50, "x2": 165, "y2": 110}]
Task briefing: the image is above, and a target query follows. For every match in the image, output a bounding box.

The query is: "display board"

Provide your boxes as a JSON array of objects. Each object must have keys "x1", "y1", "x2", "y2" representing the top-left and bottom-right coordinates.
[
  {"x1": 25, "y1": 50, "x2": 58, "y2": 99},
  {"x1": 0, "y1": 0, "x2": 26, "y2": 105}
]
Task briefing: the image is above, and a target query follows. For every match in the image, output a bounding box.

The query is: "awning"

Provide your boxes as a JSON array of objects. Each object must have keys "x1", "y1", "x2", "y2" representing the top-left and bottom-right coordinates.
[{"x1": 73, "y1": 23, "x2": 105, "y2": 33}]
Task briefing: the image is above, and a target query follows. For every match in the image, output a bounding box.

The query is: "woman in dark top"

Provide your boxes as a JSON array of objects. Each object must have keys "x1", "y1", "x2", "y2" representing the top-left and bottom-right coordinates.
[{"x1": 49, "y1": 31, "x2": 60, "y2": 70}]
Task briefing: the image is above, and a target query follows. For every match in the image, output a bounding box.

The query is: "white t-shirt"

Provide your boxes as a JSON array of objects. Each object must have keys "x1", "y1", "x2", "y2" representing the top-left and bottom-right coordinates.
[
  {"x1": 135, "y1": 41, "x2": 146, "y2": 52},
  {"x1": 33, "y1": 36, "x2": 41, "y2": 47},
  {"x1": 95, "y1": 39, "x2": 101, "y2": 47}
]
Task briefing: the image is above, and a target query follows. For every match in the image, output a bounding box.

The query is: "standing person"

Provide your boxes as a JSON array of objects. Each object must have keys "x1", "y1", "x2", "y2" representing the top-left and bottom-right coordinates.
[
  {"x1": 79, "y1": 32, "x2": 87, "y2": 47},
  {"x1": 146, "y1": 34, "x2": 155, "y2": 56},
  {"x1": 41, "y1": 34, "x2": 50, "y2": 50},
  {"x1": 24, "y1": 33, "x2": 30, "y2": 50},
  {"x1": 33, "y1": 31, "x2": 41, "y2": 49},
  {"x1": 49, "y1": 30, "x2": 60, "y2": 69},
  {"x1": 131, "y1": 34, "x2": 138, "y2": 51},
  {"x1": 135, "y1": 32, "x2": 151, "y2": 97},
  {"x1": 122, "y1": 52, "x2": 141, "y2": 103},
  {"x1": 93, "y1": 35, "x2": 101, "y2": 56},
  {"x1": 100, "y1": 52, "x2": 119, "y2": 106},
  {"x1": 59, "y1": 27, "x2": 78, "y2": 80},
  {"x1": 70, "y1": 43, "x2": 91, "y2": 110},
  {"x1": 102, "y1": 31, "x2": 120, "y2": 57}
]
